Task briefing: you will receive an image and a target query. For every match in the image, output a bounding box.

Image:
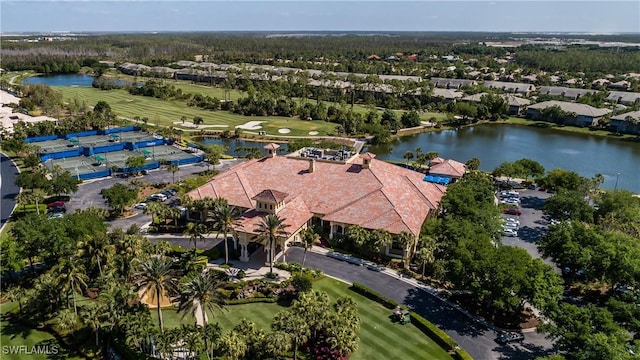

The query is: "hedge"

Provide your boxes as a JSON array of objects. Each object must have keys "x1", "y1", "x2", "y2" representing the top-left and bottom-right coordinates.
[
  {"x1": 224, "y1": 297, "x2": 277, "y2": 305},
  {"x1": 409, "y1": 311, "x2": 457, "y2": 351},
  {"x1": 350, "y1": 282, "x2": 398, "y2": 309},
  {"x1": 453, "y1": 348, "x2": 474, "y2": 360}
]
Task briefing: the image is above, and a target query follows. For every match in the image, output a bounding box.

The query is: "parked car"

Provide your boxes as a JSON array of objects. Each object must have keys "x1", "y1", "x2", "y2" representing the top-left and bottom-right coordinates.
[
  {"x1": 503, "y1": 208, "x2": 522, "y2": 216},
  {"x1": 149, "y1": 193, "x2": 168, "y2": 202},
  {"x1": 47, "y1": 213, "x2": 64, "y2": 220},
  {"x1": 504, "y1": 218, "x2": 520, "y2": 226},
  {"x1": 366, "y1": 263, "x2": 385, "y2": 272},
  {"x1": 48, "y1": 206, "x2": 66, "y2": 213},
  {"x1": 503, "y1": 228, "x2": 518, "y2": 237},
  {"x1": 134, "y1": 202, "x2": 147, "y2": 210},
  {"x1": 503, "y1": 222, "x2": 518, "y2": 229},
  {"x1": 496, "y1": 331, "x2": 524, "y2": 344},
  {"x1": 161, "y1": 190, "x2": 174, "y2": 197},
  {"x1": 47, "y1": 201, "x2": 65, "y2": 209}
]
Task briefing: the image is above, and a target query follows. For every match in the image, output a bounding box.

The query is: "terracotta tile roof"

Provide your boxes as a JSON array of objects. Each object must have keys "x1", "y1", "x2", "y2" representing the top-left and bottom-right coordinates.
[
  {"x1": 188, "y1": 153, "x2": 446, "y2": 236},
  {"x1": 431, "y1": 157, "x2": 445, "y2": 165},
  {"x1": 361, "y1": 152, "x2": 376, "y2": 160},
  {"x1": 252, "y1": 189, "x2": 288, "y2": 203},
  {"x1": 429, "y1": 159, "x2": 466, "y2": 178},
  {"x1": 235, "y1": 195, "x2": 311, "y2": 235},
  {"x1": 263, "y1": 143, "x2": 280, "y2": 150}
]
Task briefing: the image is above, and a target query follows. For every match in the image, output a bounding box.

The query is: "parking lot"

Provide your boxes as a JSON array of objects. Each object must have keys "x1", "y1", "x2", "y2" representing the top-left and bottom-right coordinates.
[
  {"x1": 500, "y1": 189, "x2": 555, "y2": 267},
  {"x1": 65, "y1": 159, "x2": 243, "y2": 229}
]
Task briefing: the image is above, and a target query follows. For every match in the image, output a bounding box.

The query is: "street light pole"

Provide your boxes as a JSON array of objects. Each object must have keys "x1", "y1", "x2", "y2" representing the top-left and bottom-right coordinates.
[{"x1": 614, "y1": 172, "x2": 620, "y2": 190}]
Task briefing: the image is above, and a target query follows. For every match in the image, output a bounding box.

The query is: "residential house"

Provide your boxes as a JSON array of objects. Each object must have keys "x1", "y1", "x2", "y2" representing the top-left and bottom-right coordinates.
[
  {"x1": 430, "y1": 77, "x2": 477, "y2": 89},
  {"x1": 609, "y1": 81, "x2": 631, "y2": 91},
  {"x1": 606, "y1": 91, "x2": 640, "y2": 106},
  {"x1": 187, "y1": 145, "x2": 446, "y2": 262},
  {"x1": 609, "y1": 110, "x2": 640, "y2": 135},
  {"x1": 462, "y1": 93, "x2": 531, "y2": 115},
  {"x1": 526, "y1": 100, "x2": 612, "y2": 127},
  {"x1": 484, "y1": 81, "x2": 536, "y2": 96},
  {"x1": 538, "y1": 86, "x2": 599, "y2": 100},
  {"x1": 431, "y1": 88, "x2": 463, "y2": 102}
]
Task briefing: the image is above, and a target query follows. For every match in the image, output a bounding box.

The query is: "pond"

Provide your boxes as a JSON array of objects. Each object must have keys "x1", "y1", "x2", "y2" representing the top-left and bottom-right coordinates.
[
  {"x1": 366, "y1": 124, "x2": 640, "y2": 193},
  {"x1": 201, "y1": 138, "x2": 290, "y2": 157},
  {"x1": 22, "y1": 74, "x2": 129, "y2": 87}
]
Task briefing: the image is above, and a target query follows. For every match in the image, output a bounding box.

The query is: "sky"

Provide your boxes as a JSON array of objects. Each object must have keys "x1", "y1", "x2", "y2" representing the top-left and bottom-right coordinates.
[{"x1": 1, "y1": 1, "x2": 639, "y2": 34}]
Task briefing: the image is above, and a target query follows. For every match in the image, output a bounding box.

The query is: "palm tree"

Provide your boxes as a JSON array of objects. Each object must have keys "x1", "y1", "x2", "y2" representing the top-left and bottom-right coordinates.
[
  {"x1": 177, "y1": 272, "x2": 224, "y2": 327},
  {"x1": 55, "y1": 308, "x2": 80, "y2": 333},
  {"x1": 219, "y1": 331, "x2": 247, "y2": 360},
  {"x1": 145, "y1": 201, "x2": 168, "y2": 227},
  {"x1": 211, "y1": 198, "x2": 240, "y2": 265},
  {"x1": 300, "y1": 228, "x2": 319, "y2": 269},
  {"x1": 414, "y1": 235, "x2": 438, "y2": 280},
  {"x1": 6, "y1": 286, "x2": 25, "y2": 313},
  {"x1": 255, "y1": 214, "x2": 290, "y2": 275},
  {"x1": 77, "y1": 233, "x2": 114, "y2": 278},
  {"x1": 184, "y1": 222, "x2": 208, "y2": 249},
  {"x1": 80, "y1": 303, "x2": 103, "y2": 346},
  {"x1": 167, "y1": 163, "x2": 179, "y2": 183},
  {"x1": 403, "y1": 150, "x2": 414, "y2": 165},
  {"x1": 133, "y1": 256, "x2": 179, "y2": 333},
  {"x1": 52, "y1": 257, "x2": 88, "y2": 315},
  {"x1": 396, "y1": 231, "x2": 415, "y2": 267},
  {"x1": 273, "y1": 310, "x2": 309, "y2": 360}
]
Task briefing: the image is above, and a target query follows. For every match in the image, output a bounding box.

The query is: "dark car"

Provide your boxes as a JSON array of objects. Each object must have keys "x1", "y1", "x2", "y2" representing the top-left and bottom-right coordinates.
[
  {"x1": 496, "y1": 331, "x2": 524, "y2": 344},
  {"x1": 503, "y1": 208, "x2": 522, "y2": 216},
  {"x1": 47, "y1": 201, "x2": 65, "y2": 209},
  {"x1": 48, "y1": 206, "x2": 67, "y2": 214}
]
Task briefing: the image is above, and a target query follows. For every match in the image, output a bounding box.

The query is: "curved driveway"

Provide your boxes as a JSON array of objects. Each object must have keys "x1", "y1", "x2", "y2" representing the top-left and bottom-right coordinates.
[
  {"x1": 0, "y1": 152, "x2": 20, "y2": 229},
  {"x1": 285, "y1": 247, "x2": 552, "y2": 360}
]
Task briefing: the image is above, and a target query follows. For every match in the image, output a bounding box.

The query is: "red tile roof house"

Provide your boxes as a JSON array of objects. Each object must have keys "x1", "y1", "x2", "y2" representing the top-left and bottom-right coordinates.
[{"x1": 188, "y1": 144, "x2": 446, "y2": 265}]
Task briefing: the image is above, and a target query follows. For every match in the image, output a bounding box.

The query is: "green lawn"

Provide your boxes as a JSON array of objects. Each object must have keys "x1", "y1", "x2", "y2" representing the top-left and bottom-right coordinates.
[
  {"x1": 154, "y1": 277, "x2": 452, "y2": 360},
  {"x1": 54, "y1": 87, "x2": 340, "y2": 137},
  {"x1": 0, "y1": 302, "x2": 82, "y2": 360}
]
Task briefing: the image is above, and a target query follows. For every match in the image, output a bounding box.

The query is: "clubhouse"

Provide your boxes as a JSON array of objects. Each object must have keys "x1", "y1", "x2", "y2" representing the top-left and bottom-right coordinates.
[{"x1": 188, "y1": 144, "x2": 447, "y2": 263}]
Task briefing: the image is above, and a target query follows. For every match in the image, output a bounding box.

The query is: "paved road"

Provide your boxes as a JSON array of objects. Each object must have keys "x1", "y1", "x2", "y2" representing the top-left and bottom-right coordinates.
[
  {"x1": 286, "y1": 247, "x2": 553, "y2": 360},
  {"x1": 67, "y1": 159, "x2": 243, "y2": 229},
  {"x1": 0, "y1": 152, "x2": 20, "y2": 229}
]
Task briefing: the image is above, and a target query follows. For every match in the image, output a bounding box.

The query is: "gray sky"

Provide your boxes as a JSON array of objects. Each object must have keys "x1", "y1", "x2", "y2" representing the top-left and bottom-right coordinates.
[{"x1": 1, "y1": 1, "x2": 639, "y2": 33}]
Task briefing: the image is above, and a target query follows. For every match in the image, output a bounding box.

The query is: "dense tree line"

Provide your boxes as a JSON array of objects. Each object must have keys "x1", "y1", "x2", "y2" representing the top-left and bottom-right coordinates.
[{"x1": 3, "y1": 33, "x2": 638, "y2": 77}]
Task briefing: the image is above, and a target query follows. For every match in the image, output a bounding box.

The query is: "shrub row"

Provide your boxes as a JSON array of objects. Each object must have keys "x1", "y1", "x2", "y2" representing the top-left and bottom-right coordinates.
[
  {"x1": 409, "y1": 311, "x2": 457, "y2": 350},
  {"x1": 350, "y1": 282, "x2": 398, "y2": 309},
  {"x1": 453, "y1": 348, "x2": 474, "y2": 360},
  {"x1": 224, "y1": 297, "x2": 278, "y2": 305}
]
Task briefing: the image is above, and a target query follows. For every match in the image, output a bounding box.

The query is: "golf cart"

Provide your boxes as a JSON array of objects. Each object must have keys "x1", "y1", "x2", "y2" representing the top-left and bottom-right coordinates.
[{"x1": 393, "y1": 307, "x2": 411, "y2": 325}]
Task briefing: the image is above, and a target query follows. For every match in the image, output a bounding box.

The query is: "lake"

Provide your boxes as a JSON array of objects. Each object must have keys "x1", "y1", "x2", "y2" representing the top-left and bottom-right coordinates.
[
  {"x1": 205, "y1": 125, "x2": 639, "y2": 192},
  {"x1": 22, "y1": 74, "x2": 129, "y2": 87},
  {"x1": 366, "y1": 125, "x2": 640, "y2": 193}
]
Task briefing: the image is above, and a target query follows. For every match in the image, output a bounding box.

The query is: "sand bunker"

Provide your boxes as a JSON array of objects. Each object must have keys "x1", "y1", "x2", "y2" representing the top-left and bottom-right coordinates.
[
  {"x1": 308, "y1": 131, "x2": 319, "y2": 135},
  {"x1": 0, "y1": 90, "x2": 20, "y2": 105},
  {"x1": 278, "y1": 128, "x2": 291, "y2": 134},
  {"x1": 235, "y1": 121, "x2": 264, "y2": 130},
  {"x1": 173, "y1": 121, "x2": 229, "y2": 129},
  {"x1": 138, "y1": 287, "x2": 173, "y2": 309}
]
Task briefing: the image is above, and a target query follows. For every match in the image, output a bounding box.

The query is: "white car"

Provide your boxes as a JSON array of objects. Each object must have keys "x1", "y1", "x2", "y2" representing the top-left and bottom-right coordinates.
[
  {"x1": 134, "y1": 202, "x2": 147, "y2": 209},
  {"x1": 149, "y1": 193, "x2": 168, "y2": 202},
  {"x1": 504, "y1": 218, "x2": 520, "y2": 226},
  {"x1": 503, "y1": 223, "x2": 518, "y2": 229},
  {"x1": 503, "y1": 228, "x2": 518, "y2": 237}
]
